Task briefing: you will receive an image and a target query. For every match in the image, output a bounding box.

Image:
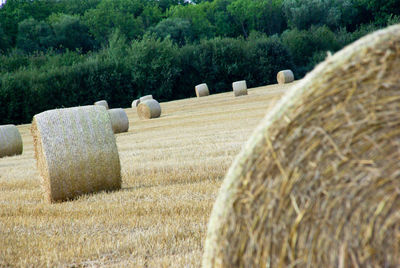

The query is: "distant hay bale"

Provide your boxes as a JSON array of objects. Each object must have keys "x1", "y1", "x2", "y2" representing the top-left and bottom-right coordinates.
[
  {"x1": 140, "y1": 95, "x2": 153, "y2": 102},
  {"x1": 108, "y1": 108, "x2": 129, "y2": 134},
  {"x1": 0, "y1": 125, "x2": 23, "y2": 158},
  {"x1": 277, "y1": 69, "x2": 294, "y2": 84},
  {"x1": 131, "y1": 99, "x2": 140, "y2": 108},
  {"x1": 195, "y1": 83, "x2": 210, "y2": 97},
  {"x1": 203, "y1": 25, "x2": 400, "y2": 267},
  {"x1": 31, "y1": 105, "x2": 121, "y2": 203},
  {"x1": 232, "y1": 80, "x2": 248, "y2": 97},
  {"x1": 137, "y1": 99, "x2": 161, "y2": 120},
  {"x1": 94, "y1": 100, "x2": 109, "y2": 110}
]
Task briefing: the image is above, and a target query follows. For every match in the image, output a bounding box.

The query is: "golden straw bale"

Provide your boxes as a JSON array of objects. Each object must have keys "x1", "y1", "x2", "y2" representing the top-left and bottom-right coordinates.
[
  {"x1": 137, "y1": 99, "x2": 161, "y2": 120},
  {"x1": 195, "y1": 83, "x2": 210, "y2": 97},
  {"x1": 203, "y1": 25, "x2": 400, "y2": 268},
  {"x1": 31, "y1": 106, "x2": 121, "y2": 203},
  {"x1": 108, "y1": 108, "x2": 129, "y2": 134},
  {"x1": 94, "y1": 100, "x2": 109, "y2": 110},
  {"x1": 277, "y1": 69, "x2": 294, "y2": 84},
  {"x1": 232, "y1": 81, "x2": 248, "y2": 97},
  {"x1": 140, "y1": 95, "x2": 153, "y2": 102},
  {"x1": 0, "y1": 125, "x2": 23, "y2": 158}
]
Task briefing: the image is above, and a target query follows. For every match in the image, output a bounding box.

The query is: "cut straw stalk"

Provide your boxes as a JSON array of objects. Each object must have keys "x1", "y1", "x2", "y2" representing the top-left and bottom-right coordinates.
[
  {"x1": 137, "y1": 99, "x2": 161, "y2": 120},
  {"x1": 203, "y1": 24, "x2": 400, "y2": 268},
  {"x1": 277, "y1": 69, "x2": 294, "y2": 84},
  {"x1": 108, "y1": 108, "x2": 129, "y2": 134},
  {"x1": 32, "y1": 105, "x2": 121, "y2": 203},
  {"x1": 195, "y1": 83, "x2": 210, "y2": 97},
  {"x1": 94, "y1": 100, "x2": 109, "y2": 110},
  {"x1": 0, "y1": 125, "x2": 23, "y2": 158},
  {"x1": 232, "y1": 81, "x2": 248, "y2": 97}
]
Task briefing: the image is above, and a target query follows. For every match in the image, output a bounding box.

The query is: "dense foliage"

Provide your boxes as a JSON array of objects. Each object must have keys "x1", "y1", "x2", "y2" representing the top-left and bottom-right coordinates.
[{"x1": 0, "y1": 0, "x2": 399, "y2": 124}]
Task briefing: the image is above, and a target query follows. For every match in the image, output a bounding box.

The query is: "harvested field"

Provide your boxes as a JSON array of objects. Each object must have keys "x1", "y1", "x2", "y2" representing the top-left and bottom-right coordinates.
[{"x1": 0, "y1": 83, "x2": 294, "y2": 267}]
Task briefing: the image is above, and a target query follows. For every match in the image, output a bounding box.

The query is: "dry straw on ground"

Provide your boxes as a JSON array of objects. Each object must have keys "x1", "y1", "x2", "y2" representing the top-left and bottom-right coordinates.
[
  {"x1": 232, "y1": 81, "x2": 248, "y2": 97},
  {"x1": 31, "y1": 105, "x2": 121, "y2": 203},
  {"x1": 0, "y1": 124, "x2": 23, "y2": 158},
  {"x1": 277, "y1": 69, "x2": 294, "y2": 84},
  {"x1": 132, "y1": 99, "x2": 140, "y2": 108},
  {"x1": 203, "y1": 25, "x2": 400, "y2": 267},
  {"x1": 94, "y1": 100, "x2": 109, "y2": 110},
  {"x1": 140, "y1": 95, "x2": 153, "y2": 102},
  {"x1": 137, "y1": 99, "x2": 161, "y2": 120},
  {"x1": 195, "y1": 83, "x2": 210, "y2": 97},
  {"x1": 108, "y1": 108, "x2": 129, "y2": 134}
]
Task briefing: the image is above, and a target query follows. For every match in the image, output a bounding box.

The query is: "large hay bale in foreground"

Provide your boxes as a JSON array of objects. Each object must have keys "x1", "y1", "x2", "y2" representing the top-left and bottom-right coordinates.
[
  {"x1": 108, "y1": 108, "x2": 129, "y2": 134},
  {"x1": 195, "y1": 83, "x2": 210, "y2": 97},
  {"x1": 203, "y1": 25, "x2": 400, "y2": 267},
  {"x1": 140, "y1": 95, "x2": 153, "y2": 102},
  {"x1": 0, "y1": 125, "x2": 23, "y2": 158},
  {"x1": 232, "y1": 81, "x2": 247, "y2": 97},
  {"x1": 137, "y1": 99, "x2": 161, "y2": 120},
  {"x1": 131, "y1": 99, "x2": 140, "y2": 108},
  {"x1": 32, "y1": 106, "x2": 121, "y2": 203},
  {"x1": 277, "y1": 69, "x2": 294, "y2": 84},
  {"x1": 94, "y1": 100, "x2": 109, "y2": 110}
]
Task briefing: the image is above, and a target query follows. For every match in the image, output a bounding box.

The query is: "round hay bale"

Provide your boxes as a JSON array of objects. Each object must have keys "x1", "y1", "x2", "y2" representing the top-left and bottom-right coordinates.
[
  {"x1": 277, "y1": 69, "x2": 294, "y2": 84},
  {"x1": 31, "y1": 105, "x2": 121, "y2": 203},
  {"x1": 140, "y1": 95, "x2": 153, "y2": 102},
  {"x1": 195, "y1": 83, "x2": 210, "y2": 97},
  {"x1": 0, "y1": 125, "x2": 23, "y2": 158},
  {"x1": 137, "y1": 99, "x2": 161, "y2": 120},
  {"x1": 94, "y1": 100, "x2": 109, "y2": 110},
  {"x1": 232, "y1": 80, "x2": 248, "y2": 97},
  {"x1": 108, "y1": 108, "x2": 129, "y2": 134},
  {"x1": 131, "y1": 99, "x2": 140, "y2": 108},
  {"x1": 203, "y1": 25, "x2": 400, "y2": 267}
]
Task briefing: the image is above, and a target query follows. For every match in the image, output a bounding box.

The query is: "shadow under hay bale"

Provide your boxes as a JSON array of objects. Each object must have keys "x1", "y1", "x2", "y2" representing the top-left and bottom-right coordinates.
[
  {"x1": 232, "y1": 81, "x2": 248, "y2": 97},
  {"x1": 203, "y1": 25, "x2": 400, "y2": 267},
  {"x1": 137, "y1": 99, "x2": 161, "y2": 120},
  {"x1": 277, "y1": 69, "x2": 294, "y2": 84},
  {"x1": 94, "y1": 100, "x2": 109, "y2": 110},
  {"x1": 108, "y1": 108, "x2": 129, "y2": 134},
  {"x1": 0, "y1": 125, "x2": 23, "y2": 158},
  {"x1": 32, "y1": 106, "x2": 121, "y2": 203},
  {"x1": 195, "y1": 83, "x2": 210, "y2": 97}
]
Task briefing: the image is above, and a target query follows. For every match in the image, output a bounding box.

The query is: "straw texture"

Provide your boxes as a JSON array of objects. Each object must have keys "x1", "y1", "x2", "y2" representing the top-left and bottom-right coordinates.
[
  {"x1": 277, "y1": 69, "x2": 294, "y2": 84},
  {"x1": 132, "y1": 99, "x2": 140, "y2": 108},
  {"x1": 32, "y1": 105, "x2": 121, "y2": 203},
  {"x1": 0, "y1": 125, "x2": 23, "y2": 158},
  {"x1": 94, "y1": 100, "x2": 109, "y2": 110},
  {"x1": 203, "y1": 25, "x2": 400, "y2": 267},
  {"x1": 137, "y1": 99, "x2": 161, "y2": 120},
  {"x1": 140, "y1": 95, "x2": 153, "y2": 102},
  {"x1": 108, "y1": 108, "x2": 129, "y2": 134},
  {"x1": 232, "y1": 81, "x2": 248, "y2": 97},
  {"x1": 195, "y1": 83, "x2": 210, "y2": 97}
]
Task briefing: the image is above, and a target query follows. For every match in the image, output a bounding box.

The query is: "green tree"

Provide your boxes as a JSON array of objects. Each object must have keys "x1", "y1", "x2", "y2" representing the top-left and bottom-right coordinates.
[
  {"x1": 149, "y1": 18, "x2": 193, "y2": 46},
  {"x1": 0, "y1": 23, "x2": 11, "y2": 53},
  {"x1": 16, "y1": 18, "x2": 55, "y2": 53}
]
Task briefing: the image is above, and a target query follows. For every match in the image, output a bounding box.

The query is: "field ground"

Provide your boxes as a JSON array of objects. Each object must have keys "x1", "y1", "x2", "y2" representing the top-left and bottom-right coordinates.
[{"x1": 0, "y1": 82, "x2": 295, "y2": 267}]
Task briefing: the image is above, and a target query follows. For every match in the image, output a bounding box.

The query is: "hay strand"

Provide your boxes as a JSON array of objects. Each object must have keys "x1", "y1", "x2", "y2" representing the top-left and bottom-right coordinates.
[
  {"x1": 32, "y1": 105, "x2": 121, "y2": 203},
  {"x1": 94, "y1": 100, "x2": 109, "y2": 110},
  {"x1": 137, "y1": 99, "x2": 161, "y2": 120},
  {"x1": 232, "y1": 81, "x2": 248, "y2": 97},
  {"x1": 203, "y1": 24, "x2": 400, "y2": 267},
  {"x1": 0, "y1": 125, "x2": 23, "y2": 158},
  {"x1": 195, "y1": 83, "x2": 210, "y2": 97},
  {"x1": 277, "y1": 69, "x2": 294, "y2": 84},
  {"x1": 108, "y1": 108, "x2": 129, "y2": 134}
]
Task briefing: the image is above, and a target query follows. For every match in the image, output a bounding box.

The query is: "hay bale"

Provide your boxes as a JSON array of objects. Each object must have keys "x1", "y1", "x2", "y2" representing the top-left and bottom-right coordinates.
[
  {"x1": 232, "y1": 80, "x2": 248, "y2": 97},
  {"x1": 131, "y1": 99, "x2": 140, "y2": 108},
  {"x1": 140, "y1": 95, "x2": 153, "y2": 102},
  {"x1": 108, "y1": 108, "x2": 129, "y2": 134},
  {"x1": 195, "y1": 83, "x2": 210, "y2": 97},
  {"x1": 137, "y1": 99, "x2": 161, "y2": 120},
  {"x1": 94, "y1": 100, "x2": 109, "y2": 110},
  {"x1": 0, "y1": 125, "x2": 23, "y2": 158},
  {"x1": 203, "y1": 25, "x2": 400, "y2": 267},
  {"x1": 31, "y1": 105, "x2": 121, "y2": 203},
  {"x1": 277, "y1": 69, "x2": 294, "y2": 84}
]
